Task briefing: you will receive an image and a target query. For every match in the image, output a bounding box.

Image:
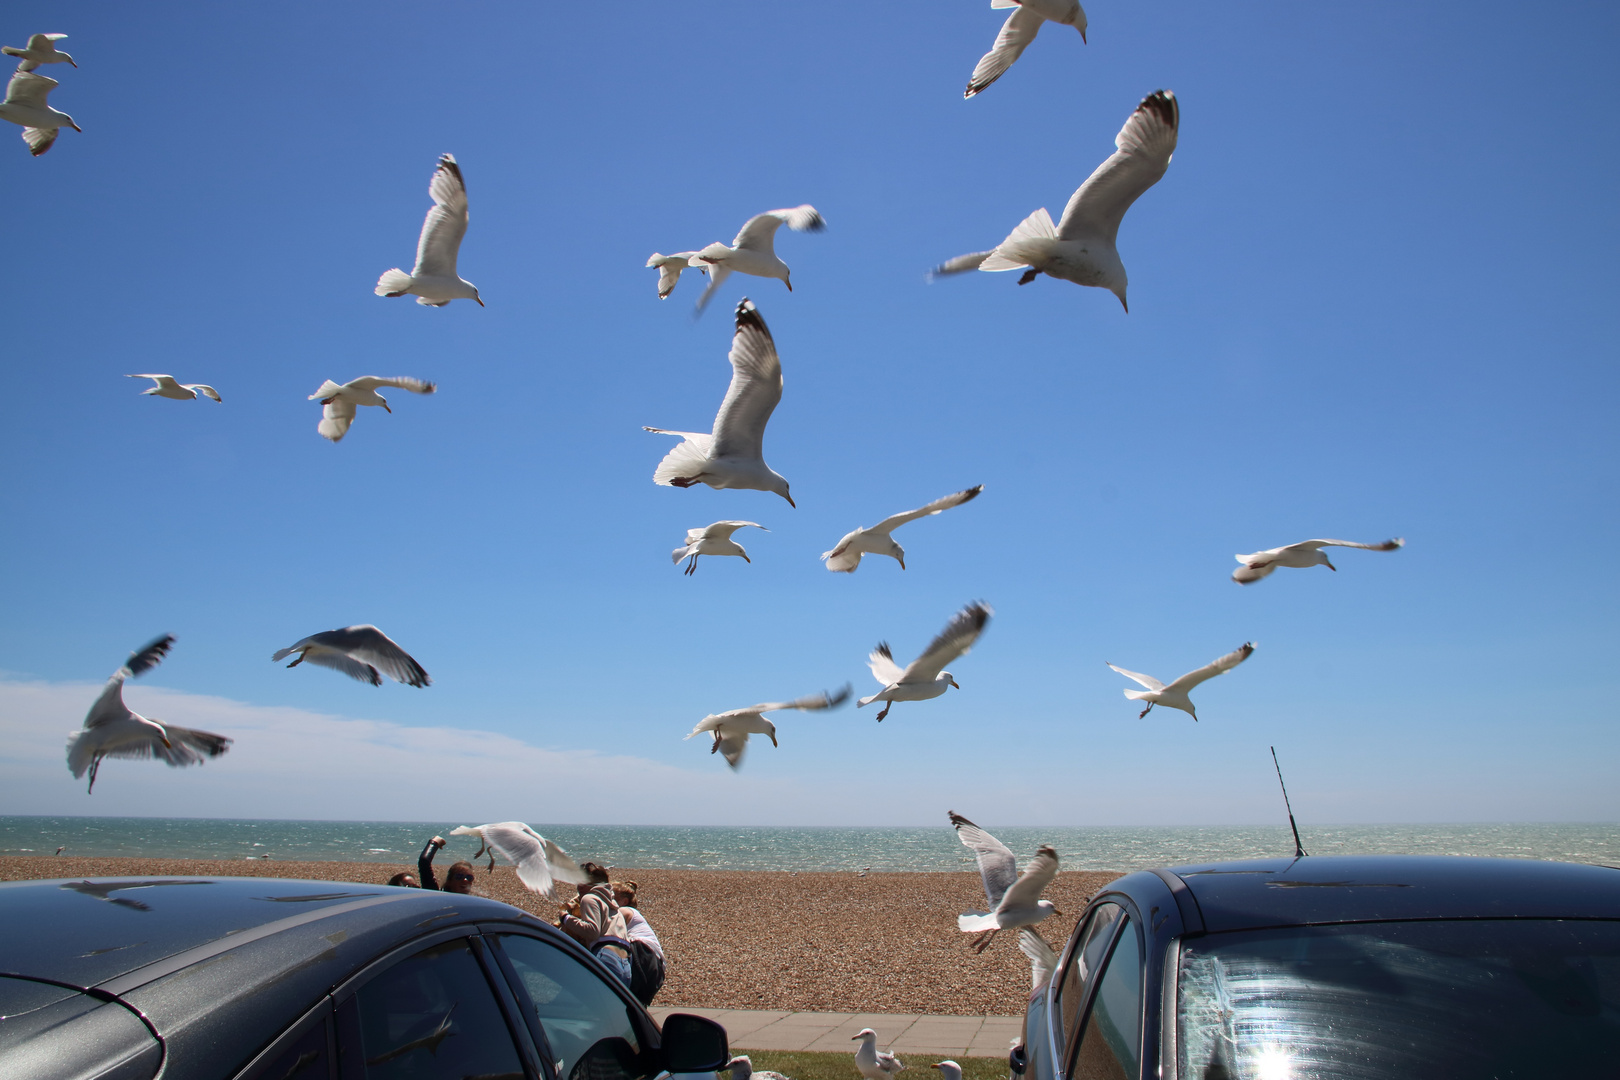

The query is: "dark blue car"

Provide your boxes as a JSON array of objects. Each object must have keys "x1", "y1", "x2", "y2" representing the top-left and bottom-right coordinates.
[
  {"x1": 1011, "y1": 855, "x2": 1620, "y2": 1080},
  {"x1": 0, "y1": 875, "x2": 728, "y2": 1080}
]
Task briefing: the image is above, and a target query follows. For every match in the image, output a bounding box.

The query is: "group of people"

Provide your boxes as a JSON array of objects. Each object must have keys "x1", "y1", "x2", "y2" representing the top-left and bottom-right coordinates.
[{"x1": 387, "y1": 834, "x2": 666, "y2": 1006}]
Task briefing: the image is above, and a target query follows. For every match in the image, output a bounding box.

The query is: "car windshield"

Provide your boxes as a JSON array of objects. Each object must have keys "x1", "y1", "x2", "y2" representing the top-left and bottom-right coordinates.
[{"x1": 1177, "y1": 919, "x2": 1620, "y2": 1079}]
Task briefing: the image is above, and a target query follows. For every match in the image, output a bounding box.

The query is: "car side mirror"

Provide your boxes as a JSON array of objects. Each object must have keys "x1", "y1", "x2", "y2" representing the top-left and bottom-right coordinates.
[{"x1": 660, "y1": 1013, "x2": 730, "y2": 1073}]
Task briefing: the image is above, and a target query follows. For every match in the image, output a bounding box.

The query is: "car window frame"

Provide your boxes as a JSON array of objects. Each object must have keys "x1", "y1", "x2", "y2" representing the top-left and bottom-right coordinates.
[
  {"x1": 1060, "y1": 899, "x2": 1143, "y2": 1080},
  {"x1": 230, "y1": 996, "x2": 336, "y2": 1080}
]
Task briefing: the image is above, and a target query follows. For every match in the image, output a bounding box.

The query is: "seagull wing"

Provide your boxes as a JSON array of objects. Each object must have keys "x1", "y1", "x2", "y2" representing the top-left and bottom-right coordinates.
[
  {"x1": 124, "y1": 634, "x2": 176, "y2": 678},
  {"x1": 1018, "y1": 928, "x2": 1059, "y2": 989},
  {"x1": 717, "y1": 730, "x2": 750, "y2": 769},
  {"x1": 867, "y1": 644, "x2": 905, "y2": 686},
  {"x1": 4, "y1": 70, "x2": 58, "y2": 109},
  {"x1": 755, "y1": 685, "x2": 853, "y2": 713},
  {"x1": 692, "y1": 262, "x2": 732, "y2": 313},
  {"x1": 701, "y1": 520, "x2": 767, "y2": 541},
  {"x1": 997, "y1": 845, "x2": 1060, "y2": 915},
  {"x1": 821, "y1": 528, "x2": 865, "y2": 572},
  {"x1": 319, "y1": 399, "x2": 357, "y2": 442},
  {"x1": 347, "y1": 376, "x2": 438, "y2": 395},
  {"x1": 733, "y1": 206, "x2": 825, "y2": 252},
  {"x1": 471, "y1": 822, "x2": 569, "y2": 898},
  {"x1": 950, "y1": 810, "x2": 1019, "y2": 909},
  {"x1": 20, "y1": 126, "x2": 59, "y2": 156},
  {"x1": 869, "y1": 485, "x2": 984, "y2": 536},
  {"x1": 317, "y1": 625, "x2": 431, "y2": 687},
  {"x1": 709, "y1": 299, "x2": 782, "y2": 463},
  {"x1": 1106, "y1": 664, "x2": 1164, "y2": 691},
  {"x1": 965, "y1": 6, "x2": 1044, "y2": 98},
  {"x1": 1165, "y1": 642, "x2": 1255, "y2": 694},
  {"x1": 412, "y1": 154, "x2": 469, "y2": 278},
  {"x1": 1292, "y1": 537, "x2": 1406, "y2": 553},
  {"x1": 155, "y1": 726, "x2": 232, "y2": 767},
  {"x1": 928, "y1": 251, "x2": 995, "y2": 279},
  {"x1": 83, "y1": 673, "x2": 131, "y2": 729},
  {"x1": 300, "y1": 649, "x2": 382, "y2": 686},
  {"x1": 128, "y1": 374, "x2": 178, "y2": 391},
  {"x1": 899, "y1": 602, "x2": 991, "y2": 683},
  {"x1": 182, "y1": 385, "x2": 222, "y2": 402},
  {"x1": 1057, "y1": 90, "x2": 1179, "y2": 245}
]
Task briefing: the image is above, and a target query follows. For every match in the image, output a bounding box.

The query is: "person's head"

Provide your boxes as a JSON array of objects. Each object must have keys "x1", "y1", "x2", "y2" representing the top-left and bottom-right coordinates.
[
  {"x1": 445, "y1": 861, "x2": 477, "y2": 894},
  {"x1": 611, "y1": 880, "x2": 638, "y2": 908},
  {"x1": 388, "y1": 872, "x2": 419, "y2": 888}
]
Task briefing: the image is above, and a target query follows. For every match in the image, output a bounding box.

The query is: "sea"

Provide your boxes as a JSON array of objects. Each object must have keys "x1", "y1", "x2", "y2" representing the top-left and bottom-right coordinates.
[{"x1": 3, "y1": 817, "x2": 1618, "y2": 873}]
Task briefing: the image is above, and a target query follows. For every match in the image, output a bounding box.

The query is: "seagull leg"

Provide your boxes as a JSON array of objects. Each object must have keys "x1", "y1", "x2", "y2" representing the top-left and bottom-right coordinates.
[
  {"x1": 685, "y1": 555, "x2": 699, "y2": 576},
  {"x1": 487, "y1": 853, "x2": 495, "y2": 873},
  {"x1": 1138, "y1": 702, "x2": 1153, "y2": 719},
  {"x1": 875, "y1": 702, "x2": 891, "y2": 722},
  {"x1": 87, "y1": 755, "x2": 103, "y2": 794},
  {"x1": 286, "y1": 653, "x2": 304, "y2": 668},
  {"x1": 972, "y1": 927, "x2": 1000, "y2": 954},
  {"x1": 1017, "y1": 269, "x2": 1039, "y2": 286},
  {"x1": 711, "y1": 732, "x2": 722, "y2": 754}
]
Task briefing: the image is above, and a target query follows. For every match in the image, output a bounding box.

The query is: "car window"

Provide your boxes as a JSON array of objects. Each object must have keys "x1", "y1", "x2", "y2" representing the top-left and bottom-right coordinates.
[
  {"x1": 348, "y1": 937, "x2": 525, "y2": 1080},
  {"x1": 496, "y1": 934, "x2": 645, "y2": 1080},
  {"x1": 248, "y1": 1017, "x2": 332, "y2": 1080},
  {"x1": 1069, "y1": 918, "x2": 1142, "y2": 1080},
  {"x1": 1058, "y1": 903, "x2": 1123, "y2": 1045}
]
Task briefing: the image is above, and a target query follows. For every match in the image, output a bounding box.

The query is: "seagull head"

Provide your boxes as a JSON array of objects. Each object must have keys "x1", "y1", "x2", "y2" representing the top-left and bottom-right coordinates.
[
  {"x1": 932, "y1": 1062, "x2": 963, "y2": 1080},
  {"x1": 1038, "y1": 900, "x2": 1061, "y2": 917},
  {"x1": 770, "y1": 475, "x2": 794, "y2": 508},
  {"x1": 943, "y1": 672, "x2": 961, "y2": 691},
  {"x1": 853, "y1": 1029, "x2": 878, "y2": 1042},
  {"x1": 1111, "y1": 282, "x2": 1128, "y2": 312},
  {"x1": 474, "y1": 289, "x2": 485, "y2": 307}
]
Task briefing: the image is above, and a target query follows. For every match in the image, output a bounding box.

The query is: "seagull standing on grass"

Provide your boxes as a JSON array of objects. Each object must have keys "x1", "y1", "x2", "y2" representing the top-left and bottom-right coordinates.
[
  {"x1": 688, "y1": 206, "x2": 826, "y2": 312},
  {"x1": 271, "y1": 626, "x2": 431, "y2": 687},
  {"x1": 0, "y1": 70, "x2": 79, "y2": 156},
  {"x1": 3, "y1": 34, "x2": 76, "y2": 71},
  {"x1": 645, "y1": 299, "x2": 795, "y2": 506},
  {"x1": 685, "y1": 686, "x2": 851, "y2": 769},
  {"x1": 950, "y1": 811, "x2": 1061, "y2": 953},
  {"x1": 822, "y1": 485, "x2": 983, "y2": 572},
  {"x1": 964, "y1": 0, "x2": 1086, "y2": 98},
  {"x1": 859, "y1": 603, "x2": 990, "y2": 721},
  {"x1": 127, "y1": 375, "x2": 221, "y2": 402},
  {"x1": 447, "y1": 822, "x2": 585, "y2": 900},
  {"x1": 672, "y1": 521, "x2": 767, "y2": 575},
  {"x1": 307, "y1": 376, "x2": 435, "y2": 442},
  {"x1": 1108, "y1": 642, "x2": 1253, "y2": 720},
  {"x1": 930, "y1": 90, "x2": 1177, "y2": 310},
  {"x1": 375, "y1": 154, "x2": 483, "y2": 307},
  {"x1": 645, "y1": 251, "x2": 706, "y2": 299},
  {"x1": 726, "y1": 1057, "x2": 793, "y2": 1080},
  {"x1": 931, "y1": 1063, "x2": 964, "y2": 1080},
  {"x1": 67, "y1": 635, "x2": 232, "y2": 794},
  {"x1": 1233, "y1": 537, "x2": 1404, "y2": 584},
  {"x1": 852, "y1": 1029, "x2": 905, "y2": 1080}
]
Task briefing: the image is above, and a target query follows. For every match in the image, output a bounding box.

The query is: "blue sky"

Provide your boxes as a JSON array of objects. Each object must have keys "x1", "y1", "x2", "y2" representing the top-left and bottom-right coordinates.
[{"x1": 1, "y1": 1, "x2": 1616, "y2": 827}]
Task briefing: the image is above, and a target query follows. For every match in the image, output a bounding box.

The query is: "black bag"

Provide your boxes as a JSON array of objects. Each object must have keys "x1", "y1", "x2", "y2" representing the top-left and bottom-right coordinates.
[{"x1": 625, "y1": 940, "x2": 665, "y2": 1006}]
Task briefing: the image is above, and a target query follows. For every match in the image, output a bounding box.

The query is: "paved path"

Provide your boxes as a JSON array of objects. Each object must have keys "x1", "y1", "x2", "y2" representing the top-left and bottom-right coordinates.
[{"x1": 650, "y1": 1008, "x2": 1022, "y2": 1059}]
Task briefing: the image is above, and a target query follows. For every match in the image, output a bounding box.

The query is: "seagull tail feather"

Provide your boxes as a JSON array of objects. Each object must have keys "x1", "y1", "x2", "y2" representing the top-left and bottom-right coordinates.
[{"x1": 374, "y1": 269, "x2": 413, "y2": 297}]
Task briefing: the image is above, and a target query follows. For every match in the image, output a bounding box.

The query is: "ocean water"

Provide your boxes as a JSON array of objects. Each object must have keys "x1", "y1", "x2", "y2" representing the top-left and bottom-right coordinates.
[{"x1": 3, "y1": 817, "x2": 1618, "y2": 872}]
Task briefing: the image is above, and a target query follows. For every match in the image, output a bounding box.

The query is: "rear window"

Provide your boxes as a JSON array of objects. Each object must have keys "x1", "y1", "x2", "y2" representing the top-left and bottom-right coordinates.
[{"x1": 1177, "y1": 919, "x2": 1620, "y2": 1079}]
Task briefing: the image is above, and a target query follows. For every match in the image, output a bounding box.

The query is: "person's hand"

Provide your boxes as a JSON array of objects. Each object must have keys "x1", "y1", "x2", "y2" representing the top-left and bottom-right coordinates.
[{"x1": 431, "y1": 836, "x2": 446, "y2": 848}]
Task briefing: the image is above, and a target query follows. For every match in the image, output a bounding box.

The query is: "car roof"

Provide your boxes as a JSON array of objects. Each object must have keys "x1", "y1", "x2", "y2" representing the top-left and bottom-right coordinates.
[{"x1": 1158, "y1": 855, "x2": 1620, "y2": 933}]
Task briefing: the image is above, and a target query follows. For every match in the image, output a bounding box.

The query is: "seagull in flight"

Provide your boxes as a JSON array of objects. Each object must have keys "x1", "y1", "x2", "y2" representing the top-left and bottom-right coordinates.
[
  {"x1": 1234, "y1": 537, "x2": 1404, "y2": 584},
  {"x1": 859, "y1": 603, "x2": 990, "y2": 721},
  {"x1": 447, "y1": 822, "x2": 586, "y2": 900},
  {"x1": 822, "y1": 485, "x2": 983, "y2": 573},
  {"x1": 852, "y1": 1029, "x2": 905, "y2": 1080},
  {"x1": 688, "y1": 206, "x2": 826, "y2": 312},
  {"x1": 646, "y1": 251, "x2": 706, "y2": 299},
  {"x1": 60, "y1": 880, "x2": 210, "y2": 911},
  {"x1": 930, "y1": 90, "x2": 1177, "y2": 311},
  {"x1": 3, "y1": 33, "x2": 76, "y2": 71},
  {"x1": 1018, "y1": 928, "x2": 1059, "y2": 989},
  {"x1": 1108, "y1": 642, "x2": 1253, "y2": 720},
  {"x1": 685, "y1": 686, "x2": 851, "y2": 770},
  {"x1": 67, "y1": 636, "x2": 232, "y2": 794},
  {"x1": 127, "y1": 374, "x2": 221, "y2": 402},
  {"x1": 375, "y1": 153, "x2": 483, "y2": 307},
  {"x1": 271, "y1": 625, "x2": 431, "y2": 687},
  {"x1": 964, "y1": 0, "x2": 1086, "y2": 99},
  {"x1": 307, "y1": 376, "x2": 435, "y2": 442},
  {"x1": 0, "y1": 69, "x2": 79, "y2": 156},
  {"x1": 673, "y1": 521, "x2": 767, "y2": 575},
  {"x1": 645, "y1": 299, "x2": 795, "y2": 506},
  {"x1": 950, "y1": 811, "x2": 1060, "y2": 953}
]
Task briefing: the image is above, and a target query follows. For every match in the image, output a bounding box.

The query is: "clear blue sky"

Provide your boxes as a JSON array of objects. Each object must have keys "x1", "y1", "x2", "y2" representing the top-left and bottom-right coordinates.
[{"x1": 1, "y1": 1, "x2": 1616, "y2": 827}]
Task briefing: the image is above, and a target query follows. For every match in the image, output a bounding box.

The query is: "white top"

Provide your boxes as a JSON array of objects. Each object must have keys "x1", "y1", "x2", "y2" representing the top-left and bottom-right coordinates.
[{"x1": 618, "y1": 906, "x2": 663, "y2": 959}]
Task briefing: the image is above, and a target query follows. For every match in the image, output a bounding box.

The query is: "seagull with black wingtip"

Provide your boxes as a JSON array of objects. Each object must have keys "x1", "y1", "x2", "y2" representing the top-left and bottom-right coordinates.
[{"x1": 271, "y1": 625, "x2": 431, "y2": 688}]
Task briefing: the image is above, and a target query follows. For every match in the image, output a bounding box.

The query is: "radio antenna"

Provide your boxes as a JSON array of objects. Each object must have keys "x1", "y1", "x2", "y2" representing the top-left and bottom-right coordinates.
[{"x1": 1270, "y1": 746, "x2": 1307, "y2": 858}]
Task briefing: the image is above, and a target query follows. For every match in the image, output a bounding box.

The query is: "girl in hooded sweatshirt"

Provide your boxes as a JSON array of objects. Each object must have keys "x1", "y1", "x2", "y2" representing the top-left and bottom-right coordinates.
[{"x1": 560, "y1": 862, "x2": 632, "y2": 986}]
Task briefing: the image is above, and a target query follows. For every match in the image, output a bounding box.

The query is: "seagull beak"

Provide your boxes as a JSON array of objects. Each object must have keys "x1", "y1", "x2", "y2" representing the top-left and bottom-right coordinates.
[
  {"x1": 476, "y1": 297, "x2": 485, "y2": 307},
  {"x1": 898, "y1": 556, "x2": 906, "y2": 571},
  {"x1": 1080, "y1": 28, "x2": 1087, "y2": 42},
  {"x1": 1052, "y1": 907, "x2": 1064, "y2": 917},
  {"x1": 71, "y1": 122, "x2": 82, "y2": 132},
  {"x1": 383, "y1": 403, "x2": 392, "y2": 413},
  {"x1": 785, "y1": 493, "x2": 796, "y2": 508},
  {"x1": 785, "y1": 279, "x2": 793, "y2": 292},
  {"x1": 742, "y1": 554, "x2": 751, "y2": 563},
  {"x1": 949, "y1": 676, "x2": 961, "y2": 690}
]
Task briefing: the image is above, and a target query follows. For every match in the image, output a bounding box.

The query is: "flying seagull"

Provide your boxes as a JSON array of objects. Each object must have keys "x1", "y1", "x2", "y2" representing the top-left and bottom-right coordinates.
[
  {"x1": 822, "y1": 485, "x2": 983, "y2": 573},
  {"x1": 1233, "y1": 537, "x2": 1404, "y2": 584},
  {"x1": 645, "y1": 298, "x2": 795, "y2": 506},
  {"x1": 930, "y1": 89, "x2": 1177, "y2": 310},
  {"x1": 964, "y1": 0, "x2": 1086, "y2": 99},
  {"x1": 1108, "y1": 642, "x2": 1253, "y2": 720},
  {"x1": 447, "y1": 822, "x2": 586, "y2": 900},
  {"x1": 0, "y1": 69, "x2": 80, "y2": 156},
  {"x1": 859, "y1": 602, "x2": 990, "y2": 721},
  {"x1": 673, "y1": 520, "x2": 767, "y2": 575},
  {"x1": 271, "y1": 625, "x2": 430, "y2": 687},
  {"x1": 685, "y1": 686, "x2": 851, "y2": 770},
  {"x1": 950, "y1": 811, "x2": 1060, "y2": 953},
  {"x1": 645, "y1": 251, "x2": 706, "y2": 299},
  {"x1": 3, "y1": 33, "x2": 76, "y2": 71},
  {"x1": 307, "y1": 375, "x2": 435, "y2": 442},
  {"x1": 67, "y1": 635, "x2": 232, "y2": 794},
  {"x1": 375, "y1": 153, "x2": 483, "y2": 307},
  {"x1": 127, "y1": 374, "x2": 221, "y2": 402},
  {"x1": 1018, "y1": 928, "x2": 1059, "y2": 989},
  {"x1": 852, "y1": 1029, "x2": 905, "y2": 1080},
  {"x1": 688, "y1": 206, "x2": 826, "y2": 312},
  {"x1": 60, "y1": 880, "x2": 210, "y2": 911}
]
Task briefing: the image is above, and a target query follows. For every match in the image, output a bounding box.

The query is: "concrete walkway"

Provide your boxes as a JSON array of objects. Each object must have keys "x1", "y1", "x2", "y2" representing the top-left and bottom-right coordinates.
[{"x1": 650, "y1": 1008, "x2": 1022, "y2": 1059}]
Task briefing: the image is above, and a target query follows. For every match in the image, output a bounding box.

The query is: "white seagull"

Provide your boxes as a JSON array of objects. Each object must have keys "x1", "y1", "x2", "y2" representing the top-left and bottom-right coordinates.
[
  {"x1": 673, "y1": 520, "x2": 767, "y2": 576},
  {"x1": 307, "y1": 375, "x2": 435, "y2": 442},
  {"x1": 852, "y1": 1030, "x2": 905, "y2": 1080},
  {"x1": 3, "y1": 33, "x2": 76, "y2": 72},
  {"x1": 271, "y1": 625, "x2": 431, "y2": 688},
  {"x1": 447, "y1": 822, "x2": 586, "y2": 901},
  {"x1": 689, "y1": 206, "x2": 826, "y2": 312},
  {"x1": 375, "y1": 153, "x2": 483, "y2": 307},
  {"x1": 858, "y1": 603, "x2": 990, "y2": 721},
  {"x1": 951, "y1": 811, "x2": 1061, "y2": 953},
  {"x1": 126, "y1": 374, "x2": 221, "y2": 402},
  {"x1": 0, "y1": 70, "x2": 79, "y2": 156},
  {"x1": 931, "y1": 1063, "x2": 963, "y2": 1080},
  {"x1": 1233, "y1": 537, "x2": 1404, "y2": 584},
  {"x1": 930, "y1": 89, "x2": 1177, "y2": 311},
  {"x1": 645, "y1": 298, "x2": 795, "y2": 506},
  {"x1": 645, "y1": 251, "x2": 705, "y2": 299},
  {"x1": 685, "y1": 686, "x2": 851, "y2": 770},
  {"x1": 965, "y1": 0, "x2": 1086, "y2": 99},
  {"x1": 67, "y1": 635, "x2": 232, "y2": 794},
  {"x1": 822, "y1": 485, "x2": 983, "y2": 573},
  {"x1": 726, "y1": 1056, "x2": 793, "y2": 1080},
  {"x1": 1018, "y1": 928, "x2": 1059, "y2": 989},
  {"x1": 1108, "y1": 642, "x2": 1254, "y2": 720}
]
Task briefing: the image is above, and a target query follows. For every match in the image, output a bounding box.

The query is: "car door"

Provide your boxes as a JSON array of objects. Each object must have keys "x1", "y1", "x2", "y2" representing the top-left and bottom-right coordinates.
[{"x1": 1065, "y1": 914, "x2": 1144, "y2": 1080}]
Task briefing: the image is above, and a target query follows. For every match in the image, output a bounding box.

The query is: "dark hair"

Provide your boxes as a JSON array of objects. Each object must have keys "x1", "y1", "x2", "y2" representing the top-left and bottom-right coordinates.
[
  {"x1": 580, "y1": 861, "x2": 611, "y2": 884},
  {"x1": 445, "y1": 861, "x2": 478, "y2": 893},
  {"x1": 387, "y1": 872, "x2": 418, "y2": 888}
]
